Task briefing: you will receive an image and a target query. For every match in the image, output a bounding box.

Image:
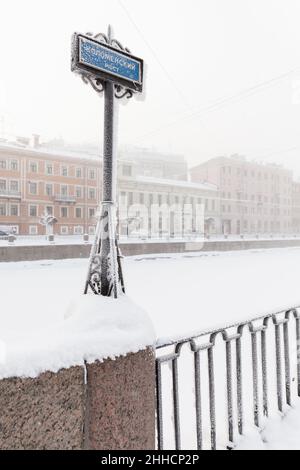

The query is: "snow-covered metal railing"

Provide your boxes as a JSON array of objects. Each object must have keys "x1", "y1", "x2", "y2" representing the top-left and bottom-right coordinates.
[{"x1": 155, "y1": 307, "x2": 300, "y2": 450}]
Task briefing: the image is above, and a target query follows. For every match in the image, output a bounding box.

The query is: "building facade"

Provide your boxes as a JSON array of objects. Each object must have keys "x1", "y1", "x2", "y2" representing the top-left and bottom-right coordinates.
[
  {"x1": 190, "y1": 155, "x2": 293, "y2": 235},
  {"x1": 0, "y1": 143, "x2": 220, "y2": 237},
  {"x1": 0, "y1": 143, "x2": 101, "y2": 235},
  {"x1": 292, "y1": 181, "x2": 300, "y2": 233},
  {"x1": 118, "y1": 147, "x2": 188, "y2": 180}
]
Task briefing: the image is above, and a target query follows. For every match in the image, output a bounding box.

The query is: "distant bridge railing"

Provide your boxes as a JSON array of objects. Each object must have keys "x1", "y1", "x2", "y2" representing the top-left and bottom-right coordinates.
[{"x1": 155, "y1": 307, "x2": 300, "y2": 450}]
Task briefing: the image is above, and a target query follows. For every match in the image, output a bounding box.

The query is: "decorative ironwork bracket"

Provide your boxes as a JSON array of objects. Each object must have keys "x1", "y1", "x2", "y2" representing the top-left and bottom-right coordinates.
[{"x1": 84, "y1": 201, "x2": 125, "y2": 297}]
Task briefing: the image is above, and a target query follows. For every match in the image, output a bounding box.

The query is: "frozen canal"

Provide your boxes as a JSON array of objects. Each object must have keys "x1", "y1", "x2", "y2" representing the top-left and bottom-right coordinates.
[
  {"x1": 1, "y1": 247, "x2": 300, "y2": 450},
  {"x1": 1, "y1": 247, "x2": 300, "y2": 341}
]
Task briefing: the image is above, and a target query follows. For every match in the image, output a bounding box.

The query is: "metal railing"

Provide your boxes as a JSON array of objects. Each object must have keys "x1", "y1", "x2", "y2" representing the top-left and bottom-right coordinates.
[
  {"x1": 54, "y1": 194, "x2": 76, "y2": 203},
  {"x1": 155, "y1": 307, "x2": 300, "y2": 450}
]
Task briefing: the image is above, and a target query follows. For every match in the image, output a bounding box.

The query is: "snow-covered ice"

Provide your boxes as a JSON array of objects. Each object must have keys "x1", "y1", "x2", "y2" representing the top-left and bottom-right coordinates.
[{"x1": 1, "y1": 247, "x2": 300, "y2": 343}]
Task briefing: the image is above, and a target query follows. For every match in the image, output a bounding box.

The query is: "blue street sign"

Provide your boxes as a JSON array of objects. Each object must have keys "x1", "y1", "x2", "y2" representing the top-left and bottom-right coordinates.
[
  {"x1": 72, "y1": 33, "x2": 143, "y2": 92},
  {"x1": 79, "y1": 37, "x2": 142, "y2": 85}
]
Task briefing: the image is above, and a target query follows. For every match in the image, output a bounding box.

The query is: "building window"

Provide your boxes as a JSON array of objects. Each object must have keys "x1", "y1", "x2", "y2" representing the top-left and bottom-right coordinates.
[
  {"x1": 89, "y1": 208, "x2": 96, "y2": 218},
  {"x1": 0, "y1": 203, "x2": 6, "y2": 216},
  {"x1": 45, "y1": 206, "x2": 53, "y2": 215},
  {"x1": 61, "y1": 185, "x2": 68, "y2": 196},
  {"x1": 10, "y1": 204, "x2": 19, "y2": 216},
  {"x1": 123, "y1": 165, "x2": 132, "y2": 177},
  {"x1": 29, "y1": 225, "x2": 38, "y2": 235},
  {"x1": 0, "y1": 179, "x2": 6, "y2": 191},
  {"x1": 29, "y1": 161, "x2": 38, "y2": 173},
  {"x1": 158, "y1": 194, "x2": 162, "y2": 206},
  {"x1": 0, "y1": 160, "x2": 6, "y2": 169},
  {"x1": 10, "y1": 160, "x2": 18, "y2": 171},
  {"x1": 74, "y1": 226, "x2": 83, "y2": 235},
  {"x1": 29, "y1": 182, "x2": 37, "y2": 195},
  {"x1": 76, "y1": 186, "x2": 82, "y2": 198},
  {"x1": 29, "y1": 205, "x2": 38, "y2": 217},
  {"x1": 128, "y1": 192, "x2": 133, "y2": 206},
  {"x1": 75, "y1": 207, "x2": 82, "y2": 218},
  {"x1": 61, "y1": 226, "x2": 68, "y2": 235},
  {"x1": 88, "y1": 188, "x2": 96, "y2": 200},
  {"x1": 76, "y1": 168, "x2": 82, "y2": 178},
  {"x1": 46, "y1": 163, "x2": 53, "y2": 175},
  {"x1": 61, "y1": 207, "x2": 68, "y2": 218},
  {"x1": 10, "y1": 180, "x2": 19, "y2": 192},
  {"x1": 89, "y1": 169, "x2": 96, "y2": 180},
  {"x1": 89, "y1": 226, "x2": 96, "y2": 235},
  {"x1": 139, "y1": 193, "x2": 144, "y2": 204},
  {"x1": 45, "y1": 184, "x2": 53, "y2": 196},
  {"x1": 61, "y1": 166, "x2": 68, "y2": 177},
  {"x1": 119, "y1": 191, "x2": 126, "y2": 205}
]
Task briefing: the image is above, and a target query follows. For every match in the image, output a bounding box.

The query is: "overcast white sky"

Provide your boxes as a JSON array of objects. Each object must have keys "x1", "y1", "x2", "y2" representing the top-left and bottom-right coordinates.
[{"x1": 1, "y1": 0, "x2": 300, "y2": 174}]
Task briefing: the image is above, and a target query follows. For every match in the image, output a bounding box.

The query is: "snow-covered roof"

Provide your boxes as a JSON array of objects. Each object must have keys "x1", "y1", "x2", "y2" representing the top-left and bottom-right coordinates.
[
  {"x1": 119, "y1": 146, "x2": 186, "y2": 163},
  {"x1": 0, "y1": 141, "x2": 101, "y2": 163},
  {"x1": 135, "y1": 175, "x2": 218, "y2": 192}
]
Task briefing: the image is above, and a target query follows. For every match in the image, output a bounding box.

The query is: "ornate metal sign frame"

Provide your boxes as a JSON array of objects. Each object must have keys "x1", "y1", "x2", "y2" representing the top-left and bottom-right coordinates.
[{"x1": 71, "y1": 32, "x2": 144, "y2": 93}]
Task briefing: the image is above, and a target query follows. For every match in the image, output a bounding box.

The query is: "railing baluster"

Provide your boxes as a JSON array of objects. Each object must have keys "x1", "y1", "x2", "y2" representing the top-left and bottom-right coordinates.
[
  {"x1": 236, "y1": 328, "x2": 243, "y2": 435},
  {"x1": 225, "y1": 337, "x2": 234, "y2": 445},
  {"x1": 283, "y1": 315, "x2": 291, "y2": 406},
  {"x1": 208, "y1": 344, "x2": 217, "y2": 450},
  {"x1": 193, "y1": 350, "x2": 202, "y2": 450},
  {"x1": 172, "y1": 357, "x2": 181, "y2": 449},
  {"x1": 155, "y1": 359, "x2": 164, "y2": 450},
  {"x1": 250, "y1": 328, "x2": 260, "y2": 427},
  {"x1": 274, "y1": 320, "x2": 283, "y2": 412},
  {"x1": 295, "y1": 314, "x2": 300, "y2": 397},
  {"x1": 261, "y1": 324, "x2": 269, "y2": 417}
]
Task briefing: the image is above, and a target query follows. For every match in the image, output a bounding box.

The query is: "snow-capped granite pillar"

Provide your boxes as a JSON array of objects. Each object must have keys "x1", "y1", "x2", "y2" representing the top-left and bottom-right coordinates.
[
  {"x1": 0, "y1": 348, "x2": 155, "y2": 450},
  {"x1": 0, "y1": 295, "x2": 156, "y2": 450}
]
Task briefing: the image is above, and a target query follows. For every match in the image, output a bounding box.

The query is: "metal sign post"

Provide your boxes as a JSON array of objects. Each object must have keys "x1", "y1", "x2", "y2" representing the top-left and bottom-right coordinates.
[{"x1": 71, "y1": 25, "x2": 144, "y2": 298}]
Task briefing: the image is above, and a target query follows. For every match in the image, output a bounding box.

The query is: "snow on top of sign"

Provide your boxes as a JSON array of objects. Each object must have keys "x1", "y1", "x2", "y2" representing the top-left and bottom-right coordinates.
[{"x1": 0, "y1": 294, "x2": 155, "y2": 379}]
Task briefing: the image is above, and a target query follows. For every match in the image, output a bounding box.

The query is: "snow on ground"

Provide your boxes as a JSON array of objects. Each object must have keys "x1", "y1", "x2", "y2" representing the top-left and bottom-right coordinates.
[
  {"x1": 1, "y1": 247, "x2": 300, "y2": 449},
  {"x1": 235, "y1": 405, "x2": 300, "y2": 450}
]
